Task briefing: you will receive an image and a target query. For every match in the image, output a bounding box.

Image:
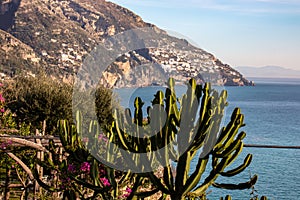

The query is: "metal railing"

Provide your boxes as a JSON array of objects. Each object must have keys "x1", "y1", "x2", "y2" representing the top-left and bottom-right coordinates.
[
  {"x1": 1, "y1": 132, "x2": 300, "y2": 149},
  {"x1": 244, "y1": 144, "x2": 300, "y2": 149}
]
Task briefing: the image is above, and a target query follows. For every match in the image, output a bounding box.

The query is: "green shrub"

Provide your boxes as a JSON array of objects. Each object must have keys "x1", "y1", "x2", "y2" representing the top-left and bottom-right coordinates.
[
  {"x1": 95, "y1": 84, "x2": 116, "y2": 127},
  {"x1": 3, "y1": 72, "x2": 73, "y2": 133},
  {"x1": 3, "y1": 72, "x2": 116, "y2": 134}
]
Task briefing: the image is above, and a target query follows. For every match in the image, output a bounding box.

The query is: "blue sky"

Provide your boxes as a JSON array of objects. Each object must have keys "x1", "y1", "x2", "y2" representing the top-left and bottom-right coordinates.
[{"x1": 110, "y1": 0, "x2": 300, "y2": 70}]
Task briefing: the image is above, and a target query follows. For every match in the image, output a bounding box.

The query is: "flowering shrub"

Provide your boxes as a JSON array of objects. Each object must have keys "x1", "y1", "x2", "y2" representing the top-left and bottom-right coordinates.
[
  {"x1": 67, "y1": 163, "x2": 76, "y2": 173},
  {"x1": 80, "y1": 162, "x2": 91, "y2": 173},
  {"x1": 0, "y1": 82, "x2": 5, "y2": 115},
  {"x1": 27, "y1": 117, "x2": 150, "y2": 199},
  {"x1": 100, "y1": 177, "x2": 111, "y2": 187},
  {"x1": 0, "y1": 139, "x2": 12, "y2": 150},
  {"x1": 122, "y1": 187, "x2": 133, "y2": 198}
]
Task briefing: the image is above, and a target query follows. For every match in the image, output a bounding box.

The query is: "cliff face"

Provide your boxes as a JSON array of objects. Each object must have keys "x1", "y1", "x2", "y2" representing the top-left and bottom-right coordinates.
[
  {"x1": 0, "y1": 29, "x2": 41, "y2": 78},
  {"x1": 0, "y1": 0, "x2": 21, "y2": 30},
  {"x1": 0, "y1": 0, "x2": 253, "y2": 86}
]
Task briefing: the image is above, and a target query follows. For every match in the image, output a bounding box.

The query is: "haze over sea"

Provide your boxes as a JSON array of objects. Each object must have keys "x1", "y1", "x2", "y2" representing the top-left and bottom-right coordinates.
[{"x1": 115, "y1": 78, "x2": 300, "y2": 199}]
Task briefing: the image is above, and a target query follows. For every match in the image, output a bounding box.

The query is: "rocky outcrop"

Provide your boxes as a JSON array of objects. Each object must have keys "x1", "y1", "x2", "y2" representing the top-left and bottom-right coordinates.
[
  {"x1": 0, "y1": 0, "x2": 21, "y2": 30},
  {"x1": 0, "y1": 29, "x2": 42, "y2": 77},
  {"x1": 0, "y1": 0, "x2": 253, "y2": 86}
]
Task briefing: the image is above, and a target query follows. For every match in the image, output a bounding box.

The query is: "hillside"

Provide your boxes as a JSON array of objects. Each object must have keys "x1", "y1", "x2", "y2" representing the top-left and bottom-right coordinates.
[
  {"x1": 0, "y1": 29, "x2": 42, "y2": 77},
  {"x1": 0, "y1": 0, "x2": 253, "y2": 86}
]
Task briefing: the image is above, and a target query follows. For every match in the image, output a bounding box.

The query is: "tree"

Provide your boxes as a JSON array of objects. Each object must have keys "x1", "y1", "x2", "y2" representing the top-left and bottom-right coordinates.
[
  {"x1": 3, "y1": 72, "x2": 115, "y2": 134},
  {"x1": 3, "y1": 72, "x2": 73, "y2": 133}
]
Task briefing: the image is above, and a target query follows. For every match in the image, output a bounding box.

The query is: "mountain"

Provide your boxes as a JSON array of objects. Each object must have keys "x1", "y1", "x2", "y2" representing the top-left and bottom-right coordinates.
[
  {"x1": 236, "y1": 66, "x2": 300, "y2": 79},
  {"x1": 0, "y1": 29, "x2": 41, "y2": 77},
  {"x1": 0, "y1": 0, "x2": 253, "y2": 86}
]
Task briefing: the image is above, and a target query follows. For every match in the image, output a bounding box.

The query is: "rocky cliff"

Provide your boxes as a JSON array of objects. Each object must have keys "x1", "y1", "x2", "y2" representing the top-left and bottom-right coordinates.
[{"x1": 0, "y1": 0, "x2": 253, "y2": 86}]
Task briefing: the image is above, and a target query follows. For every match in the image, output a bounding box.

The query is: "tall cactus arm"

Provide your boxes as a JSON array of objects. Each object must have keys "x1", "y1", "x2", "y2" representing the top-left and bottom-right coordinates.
[
  {"x1": 220, "y1": 154, "x2": 253, "y2": 177},
  {"x1": 112, "y1": 113, "x2": 131, "y2": 151},
  {"x1": 181, "y1": 156, "x2": 209, "y2": 196},
  {"x1": 199, "y1": 83, "x2": 211, "y2": 123},
  {"x1": 188, "y1": 153, "x2": 232, "y2": 197},
  {"x1": 223, "y1": 140, "x2": 244, "y2": 168},
  {"x1": 193, "y1": 90, "x2": 226, "y2": 152},
  {"x1": 134, "y1": 97, "x2": 144, "y2": 126},
  {"x1": 178, "y1": 93, "x2": 199, "y2": 153},
  {"x1": 214, "y1": 132, "x2": 246, "y2": 158},
  {"x1": 90, "y1": 159, "x2": 101, "y2": 186},
  {"x1": 214, "y1": 114, "x2": 245, "y2": 152},
  {"x1": 163, "y1": 165, "x2": 174, "y2": 193},
  {"x1": 161, "y1": 129, "x2": 175, "y2": 192},
  {"x1": 212, "y1": 174, "x2": 258, "y2": 190},
  {"x1": 214, "y1": 108, "x2": 243, "y2": 151},
  {"x1": 175, "y1": 151, "x2": 192, "y2": 193}
]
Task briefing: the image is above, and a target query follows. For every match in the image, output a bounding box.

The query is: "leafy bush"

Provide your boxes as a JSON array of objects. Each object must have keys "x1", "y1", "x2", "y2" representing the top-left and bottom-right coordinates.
[
  {"x1": 3, "y1": 72, "x2": 115, "y2": 134},
  {"x1": 95, "y1": 84, "x2": 116, "y2": 127},
  {"x1": 3, "y1": 72, "x2": 73, "y2": 133}
]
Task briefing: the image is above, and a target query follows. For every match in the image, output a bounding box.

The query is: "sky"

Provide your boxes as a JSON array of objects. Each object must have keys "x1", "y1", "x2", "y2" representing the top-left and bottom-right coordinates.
[{"x1": 109, "y1": 0, "x2": 300, "y2": 70}]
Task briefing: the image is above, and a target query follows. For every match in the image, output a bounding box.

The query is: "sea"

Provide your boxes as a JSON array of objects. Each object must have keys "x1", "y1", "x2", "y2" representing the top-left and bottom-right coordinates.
[{"x1": 114, "y1": 78, "x2": 300, "y2": 200}]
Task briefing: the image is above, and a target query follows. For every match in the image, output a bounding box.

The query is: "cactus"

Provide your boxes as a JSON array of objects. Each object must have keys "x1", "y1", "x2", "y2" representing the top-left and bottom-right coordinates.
[
  {"x1": 103, "y1": 78, "x2": 257, "y2": 199},
  {"x1": 56, "y1": 116, "x2": 142, "y2": 199},
  {"x1": 28, "y1": 113, "x2": 142, "y2": 199},
  {"x1": 31, "y1": 77, "x2": 261, "y2": 199}
]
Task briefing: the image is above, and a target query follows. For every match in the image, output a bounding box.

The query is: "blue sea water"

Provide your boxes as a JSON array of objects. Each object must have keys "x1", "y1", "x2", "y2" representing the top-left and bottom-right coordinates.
[{"x1": 114, "y1": 78, "x2": 300, "y2": 199}]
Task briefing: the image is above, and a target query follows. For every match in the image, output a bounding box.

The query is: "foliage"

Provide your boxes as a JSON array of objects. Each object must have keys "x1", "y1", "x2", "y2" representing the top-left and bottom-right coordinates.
[
  {"x1": 0, "y1": 81, "x2": 35, "y2": 199},
  {"x1": 24, "y1": 115, "x2": 140, "y2": 200},
  {"x1": 95, "y1": 84, "x2": 115, "y2": 127},
  {"x1": 3, "y1": 72, "x2": 115, "y2": 134},
  {"x1": 3, "y1": 72, "x2": 73, "y2": 133},
  {"x1": 0, "y1": 78, "x2": 269, "y2": 199},
  {"x1": 0, "y1": 80, "x2": 31, "y2": 132}
]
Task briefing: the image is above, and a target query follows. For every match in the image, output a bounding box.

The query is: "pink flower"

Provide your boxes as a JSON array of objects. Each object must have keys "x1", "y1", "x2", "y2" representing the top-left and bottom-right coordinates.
[
  {"x1": 0, "y1": 94, "x2": 5, "y2": 103},
  {"x1": 80, "y1": 162, "x2": 90, "y2": 172},
  {"x1": 98, "y1": 134, "x2": 108, "y2": 143},
  {"x1": 82, "y1": 137, "x2": 89, "y2": 143},
  {"x1": 0, "y1": 142, "x2": 7, "y2": 149},
  {"x1": 0, "y1": 108, "x2": 4, "y2": 113},
  {"x1": 67, "y1": 164, "x2": 76, "y2": 173},
  {"x1": 122, "y1": 187, "x2": 132, "y2": 198},
  {"x1": 126, "y1": 187, "x2": 132, "y2": 193},
  {"x1": 0, "y1": 83, "x2": 3, "y2": 87},
  {"x1": 100, "y1": 177, "x2": 111, "y2": 187}
]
